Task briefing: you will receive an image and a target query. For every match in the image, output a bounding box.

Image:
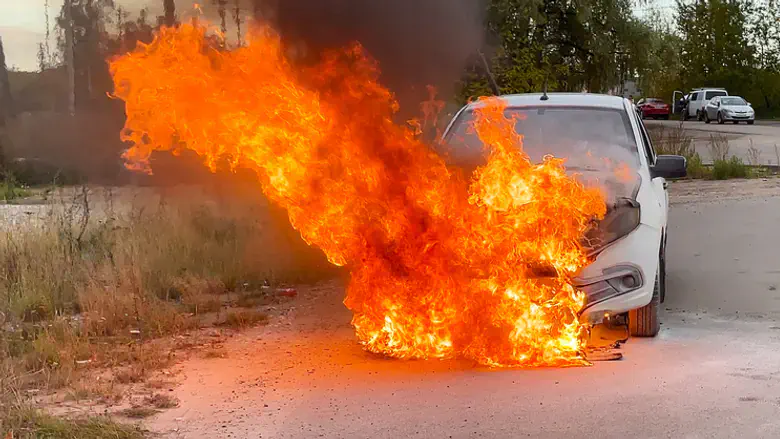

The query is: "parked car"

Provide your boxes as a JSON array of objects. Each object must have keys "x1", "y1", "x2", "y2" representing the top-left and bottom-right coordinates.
[
  {"x1": 440, "y1": 93, "x2": 687, "y2": 337},
  {"x1": 703, "y1": 95, "x2": 755, "y2": 125},
  {"x1": 636, "y1": 98, "x2": 670, "y2": 119},
  {"x1": 685, "y1": 88, "x2": 728, "y2": 120}
]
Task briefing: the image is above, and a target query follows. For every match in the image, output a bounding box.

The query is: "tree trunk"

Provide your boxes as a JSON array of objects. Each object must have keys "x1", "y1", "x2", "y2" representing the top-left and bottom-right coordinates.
[
  {"x1": 163, "y1": 0, "x2": 176, "y2": 27},
  {"x1": 64, "y1": 0, "x2": 76, "y2": 116},
  {"x1": 217, "y1": 0, "x2": 228, "y2": 35}
]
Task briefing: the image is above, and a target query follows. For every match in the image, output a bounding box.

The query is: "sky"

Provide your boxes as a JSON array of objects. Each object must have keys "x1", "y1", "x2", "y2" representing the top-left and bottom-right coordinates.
[
  {"x1": 0, "y1": 0, "x2": 212, "y2": 71},
  {"x1": 0, "y1": 0, "x2": 674, "y2": 72}
]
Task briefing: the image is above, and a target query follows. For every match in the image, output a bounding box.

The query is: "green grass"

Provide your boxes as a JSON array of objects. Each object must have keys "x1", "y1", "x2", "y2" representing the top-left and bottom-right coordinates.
[
  {"x1": 1, "y1": 406, "x2": 145, "y2": 439},
  {"x1": 712, "y1": 156, "x2": 749, "y2": 180}
]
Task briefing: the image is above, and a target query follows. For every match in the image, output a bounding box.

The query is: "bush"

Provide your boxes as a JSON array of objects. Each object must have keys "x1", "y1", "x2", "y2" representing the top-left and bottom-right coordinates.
[
  {"x1": 712, "y1": 156, "x2": 748, "y2": 180},
  {"x1": 685, "y1": 152, "x2": 709, "y2": 179}
]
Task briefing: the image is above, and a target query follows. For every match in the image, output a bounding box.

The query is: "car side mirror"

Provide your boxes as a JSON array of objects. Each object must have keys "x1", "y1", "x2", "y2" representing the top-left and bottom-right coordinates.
[
  {"x1": 652, "y1": 155, "x2": 687, "y2": 179},
  {"x1": 748, "y1": 102, "x2": 752, "y2": 107}
]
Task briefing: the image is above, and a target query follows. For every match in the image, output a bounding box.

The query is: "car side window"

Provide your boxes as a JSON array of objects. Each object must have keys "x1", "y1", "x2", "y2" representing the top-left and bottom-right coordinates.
[
  {"x1": 637, "y1": 118, "x2": 656, "y2": 166},
  {"x1": 690, "y1": 92, "x2": 699, "y2": 101}
]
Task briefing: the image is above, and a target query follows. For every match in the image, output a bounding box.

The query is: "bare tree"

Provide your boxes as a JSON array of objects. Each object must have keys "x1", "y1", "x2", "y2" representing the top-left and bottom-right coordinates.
[
  {"x1": 232, "y1": 0, "x2": 242, "y2": 44},
  {"x1": 215, "y1": 0, "x2": 228, "y2": 36},
  {"x1": 44, "y1": 0, "x2": 53, "y2": 66}
]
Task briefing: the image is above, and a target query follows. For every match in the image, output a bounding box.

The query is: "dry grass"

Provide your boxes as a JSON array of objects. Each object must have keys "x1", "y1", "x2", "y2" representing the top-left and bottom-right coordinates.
[
  {"x1": 220, "y1": 309, "x2": 270, "y2": 329},
  {"x1": 708, "y1": 133, "x2": 730, "y2": 162},
  {"x1": 0, "y1": 184, "x2": 337, "y2": 431},
  {"x1": 144, "y1": 393, "x2": 179, "y2": 409},
  {"x1": 118, "y1": 406, "x2": 159, "y2": 419}
]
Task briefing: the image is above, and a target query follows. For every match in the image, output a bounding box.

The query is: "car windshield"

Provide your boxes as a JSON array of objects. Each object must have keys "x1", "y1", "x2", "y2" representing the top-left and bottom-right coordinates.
[
  {"x1": 705, "y1": 90, "x2": 727, "y2": 99},
  {"x1": 443, "y1": 106, "x2": 640, "y2": 170},
  {"x1": 720, "y1": 97, "x2": 747, "y2": 105}
]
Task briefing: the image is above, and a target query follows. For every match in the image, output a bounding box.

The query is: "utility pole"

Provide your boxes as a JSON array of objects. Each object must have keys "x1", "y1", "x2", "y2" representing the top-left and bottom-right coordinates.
[{"x1": 64, "y1": 0, "x2": 76, "y2": 116}]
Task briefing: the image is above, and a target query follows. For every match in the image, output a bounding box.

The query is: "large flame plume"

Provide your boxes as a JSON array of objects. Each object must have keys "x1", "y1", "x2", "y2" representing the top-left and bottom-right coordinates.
[{"x1": 110, "y1": 23, "x2": 606, "y2": 367}]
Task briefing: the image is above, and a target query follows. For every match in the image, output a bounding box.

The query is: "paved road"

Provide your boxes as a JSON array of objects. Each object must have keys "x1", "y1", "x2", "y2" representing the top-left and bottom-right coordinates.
[
  {"x1": 645, "y1": 120, "x2": 780, "y2": 165},
  {"x1": 645, "y1": 119, "x2": 780, "y2": 165},
  {"x1": 150, "y1": 179, "x2": 780, "y2": 439}
]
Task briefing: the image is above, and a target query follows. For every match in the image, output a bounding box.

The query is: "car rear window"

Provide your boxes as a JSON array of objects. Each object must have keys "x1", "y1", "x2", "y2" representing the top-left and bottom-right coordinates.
[
  {"x1": 647, "y1": 98, "x2": 664, "y2": 104},
  {"x1": 705, "y1": 91, "x2": 727, "y2": 99},
  {"x1": 442, "y1": 106, "x2": 640, "y2": 169}
]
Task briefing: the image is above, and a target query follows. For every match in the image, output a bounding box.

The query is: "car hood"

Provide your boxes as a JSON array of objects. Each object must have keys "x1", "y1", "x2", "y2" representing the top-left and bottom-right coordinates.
[{"x1": 722, "y1": 105, "x2": 752, "y2": 112}]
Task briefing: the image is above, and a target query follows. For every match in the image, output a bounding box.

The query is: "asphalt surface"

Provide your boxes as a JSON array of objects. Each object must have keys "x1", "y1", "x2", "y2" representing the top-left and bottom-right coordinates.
[
  {"x1": 150, "y1": 179, "x2": 780, "y2": 439},
  {"x1": 645, "y1": 119, "x2": 780, "y2": 165}
]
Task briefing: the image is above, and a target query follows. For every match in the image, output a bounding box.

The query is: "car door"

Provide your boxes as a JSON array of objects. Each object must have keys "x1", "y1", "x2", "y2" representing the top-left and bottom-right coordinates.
[
  {"x1": 706, "y1": 96, "x2": 720, "y2": 119},
  {"x1": 636, "y1": 116, "x2": 668, "y2": 227},
  {"x1": 687, "y1": 92, "x2": 699, "y2": 118}
]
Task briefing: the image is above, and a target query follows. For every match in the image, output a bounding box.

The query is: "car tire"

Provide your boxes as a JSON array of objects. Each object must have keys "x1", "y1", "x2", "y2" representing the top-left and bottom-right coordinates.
[
  {"x1": 704, "y1": 112, "x2": 710, "y2": 124},
  {"x1": 629, "y1": 260, "x2": 661, "y2": 337},
  {"x1": 663, "y1": 114, "x2": 669, "y2": 120},
  {"x1": 748, "y1": 120, "x2": 755, "y2": 125},
  {"x1": 717, "y1": 112, "x2": 725, "y2": 124},
  {"x1": 733, "y1": 121, "x2": 739, "y2": 124},
  {"x1": 696, "y1": 110, "x2": 702, "y2": 121}
]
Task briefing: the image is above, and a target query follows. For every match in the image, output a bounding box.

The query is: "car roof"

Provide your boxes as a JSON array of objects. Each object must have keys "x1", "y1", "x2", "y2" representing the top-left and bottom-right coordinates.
[{"x1": 463, "y1": 93, "x2": 628, "y2": 111}]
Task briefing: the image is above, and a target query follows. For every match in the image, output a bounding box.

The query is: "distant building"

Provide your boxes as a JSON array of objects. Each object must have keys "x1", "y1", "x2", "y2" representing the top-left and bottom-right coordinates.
[{"x1": 621, "y1": 80, "x2": 642, "y2": 99}]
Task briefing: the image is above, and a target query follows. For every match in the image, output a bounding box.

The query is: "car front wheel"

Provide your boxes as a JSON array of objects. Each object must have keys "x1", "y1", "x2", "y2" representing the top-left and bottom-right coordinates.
[
  {"x1": 629, "y1": 259, "x2": 661, "y2": 337},
  {"x1": 704, "y1": 111, "x2": 711, "y2": 123}
]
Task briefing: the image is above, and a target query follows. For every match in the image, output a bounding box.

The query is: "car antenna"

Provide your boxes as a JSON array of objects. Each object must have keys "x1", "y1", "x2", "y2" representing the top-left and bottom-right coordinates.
[{"x1": 540, "y1": 76, "x2": 549, "y2": 101}]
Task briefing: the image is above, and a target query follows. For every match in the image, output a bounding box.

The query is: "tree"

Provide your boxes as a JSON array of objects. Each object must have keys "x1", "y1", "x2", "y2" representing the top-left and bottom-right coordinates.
[
  {"x1": 0, "y1": 37, "x2": 13, "y2": 126},
  {"x1": 460, "y1": 0, "x2": 647, "y2": 101},
  {"x1": 163, "y1": 0, "x2": 176, "y2": 27},
  {"x1": 232, "y1": 0, "x2": 242, "y2": 44},
  {"x1": 677, "y1": 0, "x2": 754, "y2": 89},
  {"x1": 57, "y1": 0, "x2": 116, "y2": 111},
  {"x1": 215, "y1": 0, "x2": 228, "y2": 36}
]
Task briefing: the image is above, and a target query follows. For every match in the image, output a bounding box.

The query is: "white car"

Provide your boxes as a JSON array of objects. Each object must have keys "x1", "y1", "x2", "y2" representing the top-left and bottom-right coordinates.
[
  {"x1": 440, "y1": 93, "x2": 687, "y2": 337},
  {"x1": 703, "y1": 95, "x2": 755, "y2": 125},
  {"x1": 684, "y1": 88, "x2": 728, "y2": 121}
]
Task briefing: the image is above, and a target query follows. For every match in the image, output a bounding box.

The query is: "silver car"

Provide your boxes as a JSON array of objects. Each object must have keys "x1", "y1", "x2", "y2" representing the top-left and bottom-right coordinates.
[{"x1": 704, "y1": 96, "x2": 755, "y2": 125}]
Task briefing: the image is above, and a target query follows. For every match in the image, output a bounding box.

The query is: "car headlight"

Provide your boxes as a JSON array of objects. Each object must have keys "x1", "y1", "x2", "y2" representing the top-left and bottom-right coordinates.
[
  {"x1": 582, "y1": 198, "x2": 641, "y2": 254},
  {"x1": 724, "y1": 109, "x2": 733, "y2": 114}
]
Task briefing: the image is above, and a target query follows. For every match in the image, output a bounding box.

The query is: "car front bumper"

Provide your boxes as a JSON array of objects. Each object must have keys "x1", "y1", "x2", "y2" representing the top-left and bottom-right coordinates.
[
  {"x1": 574, "y1": 223, "x2": 661, "y2": 325},
  {"x1": 721, "y1": 112, "x2": 754, "y2": 121}
]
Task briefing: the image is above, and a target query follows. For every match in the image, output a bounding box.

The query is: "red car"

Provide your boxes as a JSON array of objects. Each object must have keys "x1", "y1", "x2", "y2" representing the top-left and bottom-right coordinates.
[{"x1": 636, "y1": 98, "x2": 670, "y2": 119}]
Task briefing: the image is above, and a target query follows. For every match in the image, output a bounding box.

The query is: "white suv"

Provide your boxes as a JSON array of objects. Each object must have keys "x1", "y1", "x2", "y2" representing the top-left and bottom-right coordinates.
[
  {"x1": 441, "y1": 93, "x2": 687, "y2": 336},
  {"x1": 684, "y1": 88, "x2": 728, "y2": 121}
]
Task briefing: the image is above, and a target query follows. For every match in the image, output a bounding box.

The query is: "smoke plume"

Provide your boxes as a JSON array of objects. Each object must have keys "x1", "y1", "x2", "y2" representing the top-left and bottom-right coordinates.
[{"x1": 267, "y1": 0, "x2": 486, "y2": 115}]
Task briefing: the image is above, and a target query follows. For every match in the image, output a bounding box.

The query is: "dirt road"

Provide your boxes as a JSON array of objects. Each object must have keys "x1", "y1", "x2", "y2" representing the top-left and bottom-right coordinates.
[
  {"x1": 146, "y1": 178, "x2": 780, "y2": 439},
  {"x1": 645, "y1": 119, "x2": 780, "y2": 165}
]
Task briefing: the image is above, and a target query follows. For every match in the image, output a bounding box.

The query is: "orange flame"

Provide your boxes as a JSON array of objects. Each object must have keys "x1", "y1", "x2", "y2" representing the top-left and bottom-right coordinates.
[{"x1": 110, "y1": 23, "x2": 606, "y2": 367}]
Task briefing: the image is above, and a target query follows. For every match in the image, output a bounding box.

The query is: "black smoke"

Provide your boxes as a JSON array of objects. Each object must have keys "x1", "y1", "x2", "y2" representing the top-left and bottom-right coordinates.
[{"x1": 269, "y1": 0, "x2": 486, "y2": 116}]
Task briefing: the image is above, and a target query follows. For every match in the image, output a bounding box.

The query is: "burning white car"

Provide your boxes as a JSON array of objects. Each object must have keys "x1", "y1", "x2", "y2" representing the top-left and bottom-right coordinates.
[{"x1": 440, "y1": 93, "x2": 687, "y2": 337}]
